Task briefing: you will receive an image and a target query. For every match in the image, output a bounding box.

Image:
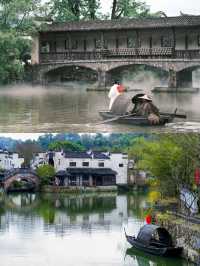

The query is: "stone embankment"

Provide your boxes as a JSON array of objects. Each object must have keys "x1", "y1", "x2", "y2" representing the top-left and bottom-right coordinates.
[
  {"x1": 41, "y1": 185, "x2": 117, "y2": 193},
  {"x1": 157, "y1": 213, "x2": 200, "y2": 264}
]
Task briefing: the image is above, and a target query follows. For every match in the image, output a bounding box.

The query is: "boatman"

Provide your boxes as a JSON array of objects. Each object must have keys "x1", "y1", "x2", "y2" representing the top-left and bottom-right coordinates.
[
  {"x1": 108, "y1": 81, "x2": 125, "y2": 110},
  {"x1": 136, "y1": 94, "x2": 160, "y2": 124}
]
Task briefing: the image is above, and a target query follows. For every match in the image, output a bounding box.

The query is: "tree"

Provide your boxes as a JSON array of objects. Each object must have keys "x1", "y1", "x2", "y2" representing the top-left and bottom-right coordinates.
[
  {"x1": 47, "y1": 0, "x2": 82, "y2": 22},
  {"x1": 129, "y1": 134, "x2": 200, "y2": 198},
  {"x1": 0, "y1": 0, "x2": 43, "y2": 33},
  {"x1": 111, "y1": 0, "x2": 152, "y2": 19},
  {"x1": 0, "y1": 31, "x2": 31, "y2": 84},
  {"x1": 47, "y1": 0, "x2": 102, "y2": 21},
  {"x1": 36, "y1": 164, "x2": 55, "y2": 185},
  {"x1": 15, "y1": 140, "x2": 43, "y2": 166},
  {"x1": 81, "y1": 0, "x2": 101, "y2": 20},
  {"x1": 48, "y1": 140, "x2": 85, "y2": 151}
]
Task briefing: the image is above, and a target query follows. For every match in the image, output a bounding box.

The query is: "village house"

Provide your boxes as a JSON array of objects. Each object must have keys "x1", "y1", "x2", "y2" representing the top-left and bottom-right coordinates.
[
  {"x1": 31, "y1": 150, "x2": 128, "y2": 187},
  {"x1": 0, "y1": 150, "x2": 24, "y2": 170}
]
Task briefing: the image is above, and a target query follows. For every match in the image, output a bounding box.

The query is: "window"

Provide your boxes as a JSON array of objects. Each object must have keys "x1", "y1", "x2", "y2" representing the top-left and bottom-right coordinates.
[
  {"x1": 50, "y1": 41, "x2": 57, "y2": 52},
  {"x1": 185, "y1": 35, "x2": 188, "y2": 50},
  {"x1": 119, "y1": 163, "x2": 124, "y2": 167},
  {"x1": 99, "y1": 162, "x2": 104, "y2": 167},
  {"x1": 149, "y1": 36, "x2": 152, "y2": 48},
  {"x1": 127, "y1": 34, "x2": 137, "y2": 48},
  {"x1": 84, "y1": 39, "x2": 87, "y2": 51},
  {"x1": 94, "y1": 38, "x2": 101, "y2": 49},
  {"x1": 161, "y1": 36, "x2": 172, "y2": 47},
  {"x1": 64, "y1": 39, "x2": 69, "y2": 50},
  {"x1": 41, "y1": 41, "x2": 50, "y2": 53},
  {"x1": 103, "y1": 39, "x2": 108, "y2": 49},
  {"x1": 127, "y1": 37, "x2": 135, "y2": 48},
  {"x1": 69, "y1": 162, "x2": 76, "y2": 167},
  {"x1": 82, "y1": 162, "x2": 89, "y2": 167},
  {"x1": 71, "y1": 40, "x2": 78, "y2": 50},
  {"x1": 197, "y1": 35, "x2": 200, "y2": 46},
  {"x1": 116, "y1": 38, "x2": 119, "y2": 49}
]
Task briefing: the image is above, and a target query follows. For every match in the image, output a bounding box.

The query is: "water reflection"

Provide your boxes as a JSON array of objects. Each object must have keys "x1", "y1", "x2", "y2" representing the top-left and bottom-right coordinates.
[
  {"x1": 0, "y1": 83, "x2": 200, "y2": 132},
  {"x1": 125, "y1": 247, "x2": 190, "y2": 266},
  {"x1": 0, "y1": 193, "x2": 193, "y2": 266}
]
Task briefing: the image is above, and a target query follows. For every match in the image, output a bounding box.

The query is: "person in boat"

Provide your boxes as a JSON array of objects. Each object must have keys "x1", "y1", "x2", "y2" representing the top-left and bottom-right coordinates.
[
  {"x1": 108, "y1": 81, "x2": 125, "y2": 110},
  {"x1": 134, "y1": 94, "x2": 160, "y2": 124},
  {"x1": 131, "y1": 93, "x2": 145, "y2": 114}
]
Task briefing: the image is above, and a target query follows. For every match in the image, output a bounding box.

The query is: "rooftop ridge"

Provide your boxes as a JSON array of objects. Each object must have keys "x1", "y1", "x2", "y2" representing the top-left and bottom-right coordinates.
[{"x1": 40, "y1": 15, "x2": 200, "y2": 32}]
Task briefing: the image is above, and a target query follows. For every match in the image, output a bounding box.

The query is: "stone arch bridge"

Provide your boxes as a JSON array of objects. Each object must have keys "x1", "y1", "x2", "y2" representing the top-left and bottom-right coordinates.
[
  {"x1": 1, "y1": 169, "x2": 39, "y2": 192},
  {"x1": 33, "y1": 58, "x2": 200, "y2": 88}
]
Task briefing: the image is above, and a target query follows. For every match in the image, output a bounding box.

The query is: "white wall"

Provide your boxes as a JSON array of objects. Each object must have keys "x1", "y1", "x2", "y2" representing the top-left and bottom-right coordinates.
[
  {"x1": 0, "y1": 151, "x2": 24, "y2": 170},
  {"x1": 31, "y1": 151, "x2": 128, "y2": 185},
  {"x1": 109, "y1": 153, "x2": 128, "y2": 185}
]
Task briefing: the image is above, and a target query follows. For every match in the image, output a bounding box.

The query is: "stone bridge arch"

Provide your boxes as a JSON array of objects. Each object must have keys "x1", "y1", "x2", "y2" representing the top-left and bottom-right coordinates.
[
  {"x1": 3, "y1": 170, "x2": 39, "y2": 191},
  {"x1": 33, "y1": 59, "x2": 200, "y2": 88},
  {"x1": 105, "y1": 60, "x2": 172, "y2": 73},
  {"x1": 36, "y1": 62, "x2": 101, "y2": 83}
]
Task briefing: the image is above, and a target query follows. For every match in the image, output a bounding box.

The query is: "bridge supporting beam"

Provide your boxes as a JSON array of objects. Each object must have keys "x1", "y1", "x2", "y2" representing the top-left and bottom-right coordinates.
[{"x1": 168, "y1": 69, "x2": 193, "y2": 88}]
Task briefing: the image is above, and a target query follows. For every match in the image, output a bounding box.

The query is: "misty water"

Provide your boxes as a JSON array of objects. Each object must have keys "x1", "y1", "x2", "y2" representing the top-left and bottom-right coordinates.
[
  {"x1": 0, "y1": 82, "x2": 200, "y2": 132},
  {"x1": 0, "y1": 192, "x2": 193, "y2": 266}
]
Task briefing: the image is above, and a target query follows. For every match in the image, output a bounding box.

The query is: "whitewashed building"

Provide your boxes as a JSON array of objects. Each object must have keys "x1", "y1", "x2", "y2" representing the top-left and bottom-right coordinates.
[
  {"x1": 31, "y1": 150, "x2": 128, "y2": 186},
  {"x1": 0, "y1": 150, "x2": 24, "y2": 170}
]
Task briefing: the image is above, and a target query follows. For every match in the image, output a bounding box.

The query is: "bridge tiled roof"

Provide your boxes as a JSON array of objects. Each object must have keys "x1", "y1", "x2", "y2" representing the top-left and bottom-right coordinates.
[{"x1": 40, "y1": 16, "x2": 200, "y2": 32}]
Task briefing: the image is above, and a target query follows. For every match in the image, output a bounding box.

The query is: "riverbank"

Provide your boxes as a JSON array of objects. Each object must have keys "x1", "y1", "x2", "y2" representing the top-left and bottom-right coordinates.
[
  {"x1": 156, "y1": 212, "x2": 200, "y2": 264},
  {"x1": 41, "y1": 185, "x2": 118, "y2": 193},
  {"x1": 39, "y1": 184, "x2": 147, "y2": 194}
]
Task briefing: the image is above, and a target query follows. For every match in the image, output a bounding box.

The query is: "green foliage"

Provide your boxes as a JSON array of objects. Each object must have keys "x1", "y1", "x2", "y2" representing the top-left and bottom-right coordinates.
[
  {"x1": 0, "y1": 32, "x2": 27, "y2": 84},
  {"x1": 47, "y1": 0, "x2": 102, "y2": 21},
  {"x1": 15, "y1": 140, "x2": 42, "y2": 167},
  {"x1": 36, "y1": 164, "x2": 55, "y2": 185},
  {"x1": 11, "y1": 180, "x2": 23, "y2": 188},
  {"x1": 81, "y1": 0, "x2": 101, "y2": 20},
  {"x1": 111, "y1": 0, "x2": 156, "y2": 19},
  {"x1": 129, "y1": 134, "x2": 200, "y2": 197},
  {"x1": 0, "y1": 0, "x2": 43, "y2": 33},
  {"x1": 48, "y1": 140, "x2": 85, "y2": 151}
]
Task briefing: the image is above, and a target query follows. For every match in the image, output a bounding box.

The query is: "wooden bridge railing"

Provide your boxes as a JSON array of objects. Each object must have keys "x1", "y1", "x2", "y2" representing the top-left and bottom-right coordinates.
[{"x1": 39, "y1": 48, "x2": 200, "y2": 63}]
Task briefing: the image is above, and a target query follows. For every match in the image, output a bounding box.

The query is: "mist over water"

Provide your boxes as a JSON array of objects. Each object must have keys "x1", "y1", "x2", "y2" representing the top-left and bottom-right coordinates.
[
  {"x1": 0, "y1": 71, "x2": 200, "y2": 132},
  {"x1": 122, "y1": 70, "x2": 168, "y2": 94}
]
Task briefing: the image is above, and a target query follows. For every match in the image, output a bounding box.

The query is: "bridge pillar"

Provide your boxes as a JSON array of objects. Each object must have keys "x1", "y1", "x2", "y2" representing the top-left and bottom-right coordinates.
[
  {"x1": 97, "y1": 69, "x2": 106, "y2": 88},
  {"x1": 168, "y1": 69, "x2": 178, "y2": 88}
]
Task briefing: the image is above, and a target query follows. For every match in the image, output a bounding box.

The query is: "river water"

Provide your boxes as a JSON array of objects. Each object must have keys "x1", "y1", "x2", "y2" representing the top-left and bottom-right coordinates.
[
  {"x1": 0, "y1": 192, "x2": 193, "y2": 266},
  {"x1": 0, "y1": 83, "x2": 200, "y2": 132}
]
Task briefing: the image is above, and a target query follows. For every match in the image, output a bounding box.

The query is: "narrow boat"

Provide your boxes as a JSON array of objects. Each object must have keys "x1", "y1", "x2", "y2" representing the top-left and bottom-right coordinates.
[
  {"x1": 125, "y1": 224, "x2": 183, "y2": 257},
  {"x1": 99, "y1": 111, "x2": 175, "y2": 126}
]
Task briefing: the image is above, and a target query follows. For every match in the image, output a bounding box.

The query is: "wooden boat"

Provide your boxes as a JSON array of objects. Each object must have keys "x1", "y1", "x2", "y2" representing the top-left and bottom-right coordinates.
[
  {"x1": 125, "y1": 224, "x2": 183, "y2": 257},
  {"x1": 99, "y1": 111, "x2": 175, "y2": 126}
]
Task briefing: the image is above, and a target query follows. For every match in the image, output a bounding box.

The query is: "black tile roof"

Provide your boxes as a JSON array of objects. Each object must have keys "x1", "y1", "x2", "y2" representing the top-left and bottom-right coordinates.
[
  {"x1": 40, "y1": 16, "x2": 200, "y2": 33},
  {"x1": 64, "y1": 151, "x2": 110, "y2": 159},
  {"x1": 67, "y1": 168, "x2": 117, "y2": 176},
  {"x1": 64, "y1": 151, "x2": 91, "y2": 159},
  {"x1": 55, "y1": 170, "x2": 70, "y2": 177},
  {"x1": 92, "y1": 151, "x2": 110, "y2": 159}
]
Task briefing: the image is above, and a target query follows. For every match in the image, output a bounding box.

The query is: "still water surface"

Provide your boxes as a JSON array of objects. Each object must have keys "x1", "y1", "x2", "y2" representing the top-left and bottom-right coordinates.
[
  {"x1": 0, "y1": 192, "x2": 193, "y2": 266},
  {"x1": 0, "y1": 83, "x2": 200, "y2": 132}
]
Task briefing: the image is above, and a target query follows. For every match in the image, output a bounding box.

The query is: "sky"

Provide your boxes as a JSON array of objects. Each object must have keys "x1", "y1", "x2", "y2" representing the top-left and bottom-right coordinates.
[
  {"x1": 0, "y1": 133, "x2": 47, "y2": 141},
  {"x1": 101, "y1": 0, "x2": 200, "y2": 16}
]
